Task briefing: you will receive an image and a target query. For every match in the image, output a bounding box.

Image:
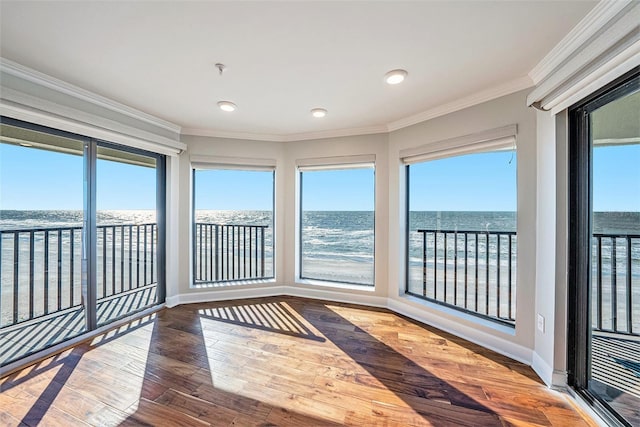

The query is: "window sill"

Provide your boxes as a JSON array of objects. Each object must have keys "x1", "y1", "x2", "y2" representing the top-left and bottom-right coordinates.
[
  {"x1": 295, "y1": 278, "x2": 375, "y2": 292},
  {"x1": 191, "y1": 278, "x2": 277, "y2": 289},
  {"x1": 401, "y1": 293, "x2": 516, "y2": 336}
]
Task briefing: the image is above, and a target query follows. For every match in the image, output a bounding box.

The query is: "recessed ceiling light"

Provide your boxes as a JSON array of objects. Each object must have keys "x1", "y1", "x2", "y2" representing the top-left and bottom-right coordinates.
[
  {"x1": 19, "y1": 142, "x2": 33, "y2": 147},
  {"x1": 385, "y1": 69, "x2": 408, "y2": 85},
  {"x1": 217, "y1": 101, "x2": 237, "y2": 112},
  {"x1": 311, "y1": 108, "x2": 327, "y2": 118}
]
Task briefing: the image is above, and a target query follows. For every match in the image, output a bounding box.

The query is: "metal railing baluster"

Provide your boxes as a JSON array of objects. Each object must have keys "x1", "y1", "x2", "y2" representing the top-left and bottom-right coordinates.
[
  {"x1": 57, "y1": 230, "x2": 62, "y2": 311},
  {"x1": 612, "y1": 237, "x2": 618, "y2": 331},
  {"x1": 626, "y1": 236, "x2": 632, "y2": 334},
  {"x1": 112, "y1": 226, "x2": 116, "y2": 295},
  {"x1": 597, "y1": 236, "x2": 603, "y2": 330},
  {"x1": 29, "y1": 231, "x2": 35, "y2": 319},
  {"x1": 44, "y1": 231, "x2": 49, "y2": 315},
  {"x1": 70, "y1": 229, "x2": 74, "y2": 306},
  {"x1": 13, "y1": 232, "x2": 19, "y2": 324}
]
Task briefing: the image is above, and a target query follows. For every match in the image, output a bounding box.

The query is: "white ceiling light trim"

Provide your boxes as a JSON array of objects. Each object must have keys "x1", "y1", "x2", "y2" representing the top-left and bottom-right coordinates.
[
  {"x1": 311, "y1": 108, "x2": 327, "y2": 118},
  {"x1": 0, "y1": 57, "x2": 182, "y2": 135},
  {"x1": 217, "y1": 101, "x2": 237, "y2": 112},
  {"x1": 384, "y1": 69, "x2": 408, "y2": 85}
]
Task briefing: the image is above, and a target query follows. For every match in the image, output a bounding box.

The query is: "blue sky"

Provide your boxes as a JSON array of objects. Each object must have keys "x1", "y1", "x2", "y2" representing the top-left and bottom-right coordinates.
[
  {"x1": 0, "y1": 144, "x2": 157, "y2": 210},
  {"x1": 301, "y1": 168, "x2": 375, "y2": 211},
  {"x1": 195, "y1": 169, "x2": 273, "y2": 210},
  {"x1": 409, "y1": 150, "x2": 517, "y2": 211},
  {"x1": 1, "y1": 143, "x2": 639, "y2": 212}
]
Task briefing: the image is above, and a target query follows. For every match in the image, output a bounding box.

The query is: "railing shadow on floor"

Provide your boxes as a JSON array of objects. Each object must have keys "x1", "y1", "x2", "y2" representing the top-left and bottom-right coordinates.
[
  {"x1": 196, "y1": 299, "x2": 326, "y2": 342},
  {"x1": 0, "y1": 313, "x2": 157, "y2": 426}
]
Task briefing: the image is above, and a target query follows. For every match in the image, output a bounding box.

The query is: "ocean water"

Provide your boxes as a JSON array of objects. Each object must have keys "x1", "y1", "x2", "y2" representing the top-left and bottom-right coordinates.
[
  {"x1": 2, "y1": 210, "x2": 638, "y2": 276},
  {"x1": 1, "y1": 210, "x2": 638, "y2": 269},
  {"x1": 301, "y1": 211, "x2": 374, "y2": 285}
]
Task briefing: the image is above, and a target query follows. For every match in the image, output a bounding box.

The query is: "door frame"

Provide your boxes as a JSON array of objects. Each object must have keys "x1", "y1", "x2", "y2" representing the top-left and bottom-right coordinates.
[{"x1": 567, "y1": 67, "x2": 639, "y2": 427}]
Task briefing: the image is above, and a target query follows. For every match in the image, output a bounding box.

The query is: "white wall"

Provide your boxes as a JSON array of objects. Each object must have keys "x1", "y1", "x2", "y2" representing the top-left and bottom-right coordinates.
[{"x1": 533, "y1": 109, "x2": 558, "y2": 384}]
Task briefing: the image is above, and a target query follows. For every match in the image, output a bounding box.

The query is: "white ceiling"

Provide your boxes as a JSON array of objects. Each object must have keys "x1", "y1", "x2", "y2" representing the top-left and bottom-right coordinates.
[{"x1": 0, "y1": 1, "x2": 597, "y2": 139}]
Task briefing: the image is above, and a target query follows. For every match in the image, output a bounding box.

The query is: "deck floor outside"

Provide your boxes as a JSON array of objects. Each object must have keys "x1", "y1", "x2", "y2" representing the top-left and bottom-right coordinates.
[{"x1": 0, "y1": 285, "x2": 156, "y2": 367}]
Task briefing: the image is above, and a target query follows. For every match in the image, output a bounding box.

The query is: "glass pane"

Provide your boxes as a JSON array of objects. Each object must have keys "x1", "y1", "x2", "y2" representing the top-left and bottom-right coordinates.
[
  {"x1": 96, "y1": 145, "x2": 158, "y2": 326},
  {"x1": 300, "y1": 167, "x2": 375, "y2": 285},
  {"x1": 193, "y1": 169, "x2": 274, "y2": 283},
  {"x1": 588, "y1": 89, "x2": 640, "y2": 425},
  {"x1": 407, "y1": 150, "x2": 517, "y2": 323},
  {"x1": 0, "y1": 123, "x2": 86, "y2": 366}
]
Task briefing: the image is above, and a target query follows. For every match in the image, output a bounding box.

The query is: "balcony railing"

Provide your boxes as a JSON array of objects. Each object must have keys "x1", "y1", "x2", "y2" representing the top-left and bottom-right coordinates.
[
  {"x1": 411, "y1": 229, "x2": 517, "y2": 325},
  {"x1": 0, "y1": 223, "x2": 157, "y2": 328},
  {"x1": 194, "y1": 223, "x2": 270, "y2": 283},
  {"x1": 592, "y1": 233, "x2": 639, "y2": 335}
]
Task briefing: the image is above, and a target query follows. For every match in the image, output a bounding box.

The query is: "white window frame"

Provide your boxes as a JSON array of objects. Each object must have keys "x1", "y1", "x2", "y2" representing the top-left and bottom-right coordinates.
[
  {"x1": 296, "y1": 155, "x2": 376, "y2": 287},
  {"x1": 191, "y1": 155, "x2": 277, "y2": 287}
]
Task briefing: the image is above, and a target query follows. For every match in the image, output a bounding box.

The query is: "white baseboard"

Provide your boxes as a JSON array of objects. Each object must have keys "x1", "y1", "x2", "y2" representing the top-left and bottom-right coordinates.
[
  {"x1": 168, "y1": 285, "x2": 386, "y2": 309},
  {"x1": 285, "y1": 285, "x2": 387, "y2": 308},
  {"x1": 532, "y1": 351, "x2": 554, "y2": 386},
  {"x1": 167, "y1": 286, "x2": 288, "y2": 307},
  {"x1": 388, "y1": 297, "x2": 533, "y2": 366},
  {"x1": 531, "y1": 353, "x2": 568, "y2": 389},
  {"x1": 552, "y1": 369, "x2": 568, "y2": 389}
]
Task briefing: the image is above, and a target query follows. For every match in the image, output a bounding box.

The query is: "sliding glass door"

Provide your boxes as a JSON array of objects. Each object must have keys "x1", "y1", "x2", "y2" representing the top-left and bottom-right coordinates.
[
  {"x1": 0, "y1": 118, "x2": 165, "y2": 367},
  {"x1": 569, "y1": 70, "x2": 639, "y2": 426},
  {"x1": 96, "y1": 143, "x2": 164, "y2": 326}
]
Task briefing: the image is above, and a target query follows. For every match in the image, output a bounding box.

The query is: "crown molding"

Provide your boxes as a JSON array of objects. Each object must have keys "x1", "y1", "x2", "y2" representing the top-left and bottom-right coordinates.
[
  {"x1": 528, "y1": 0, "x2": 633, "y2": 85},
  {"x1": 386, "y1": 76, "x2": 533, "y2": 132},
  {"x1": 0, "y1": 57, "x2": 182, "y2": 135},
  {"x1": 283, "y1": 125, "x2": 388, "y2": 142},
  {"x1": 182, "y1": 124, "x2": 388, "y2": 143},
  {"x1": 181, "y1": 128, "x2": 287, "y2": 142}
]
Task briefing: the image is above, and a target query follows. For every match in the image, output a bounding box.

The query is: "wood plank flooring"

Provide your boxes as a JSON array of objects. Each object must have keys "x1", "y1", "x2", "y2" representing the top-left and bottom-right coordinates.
[{"x1": 0, "y1": 296, "x2": 598, "y2": 426}]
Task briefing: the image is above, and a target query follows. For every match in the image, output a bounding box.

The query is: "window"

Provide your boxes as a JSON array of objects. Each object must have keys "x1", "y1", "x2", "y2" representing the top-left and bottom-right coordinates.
[
  {"x1": 405, "y1": 134, "x2": 517, "y2": 325},
  {"x1": 299, "y1": 163, "x2": 375, "y2": 286},
  {"x1": 0, "y1": 118, "x2": 166, "y2": 366},
  {"x1": 193, "y1": 168, "x2": 274, "y2": 284}
]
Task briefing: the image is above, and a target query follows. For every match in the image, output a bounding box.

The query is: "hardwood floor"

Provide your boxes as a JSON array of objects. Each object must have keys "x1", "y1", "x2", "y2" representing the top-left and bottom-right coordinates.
[{"x1": 0, "y1": 296, "x2": 597, "y2": 426}]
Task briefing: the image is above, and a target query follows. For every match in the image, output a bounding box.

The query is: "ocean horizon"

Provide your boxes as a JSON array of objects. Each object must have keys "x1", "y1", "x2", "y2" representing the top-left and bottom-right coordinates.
[{"x1": 1, "y1": 209, "x2": 638, "y2": 330}]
